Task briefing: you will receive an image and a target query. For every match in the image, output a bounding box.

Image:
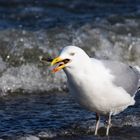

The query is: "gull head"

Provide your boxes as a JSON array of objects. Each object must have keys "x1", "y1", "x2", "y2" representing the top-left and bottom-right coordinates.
[{"x1": 51, "y1": 46, "x2": 90, "y2": 73}]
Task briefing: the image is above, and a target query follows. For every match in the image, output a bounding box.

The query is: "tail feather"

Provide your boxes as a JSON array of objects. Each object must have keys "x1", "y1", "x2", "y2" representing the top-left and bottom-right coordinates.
[
  {"x1": 133, "y1": 66, "x2": 140, "y2": 90},
  {"x1": 133, "y1": 66, "x2": 140, "y2": 76}
]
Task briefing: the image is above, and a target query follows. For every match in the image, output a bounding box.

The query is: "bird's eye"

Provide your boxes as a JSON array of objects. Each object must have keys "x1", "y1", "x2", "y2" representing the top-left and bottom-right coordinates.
[{"x1": 69, "y1": 52, "x2": 75, "y2": 56}]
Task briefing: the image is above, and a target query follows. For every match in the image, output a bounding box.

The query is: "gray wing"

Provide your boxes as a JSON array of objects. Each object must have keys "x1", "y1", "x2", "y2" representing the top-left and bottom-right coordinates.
[{"x1": 101, "y1": 60, "x2": 139, "y2": 96}]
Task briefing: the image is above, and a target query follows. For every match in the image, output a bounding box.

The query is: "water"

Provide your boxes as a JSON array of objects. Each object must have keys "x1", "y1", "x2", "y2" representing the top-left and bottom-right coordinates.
[
  {"x1": 0, "y1": 92, "x2": 140, "y2": 140},
  {"x1": 0, "y1": 0, "x2": 140, "y2": 139}
]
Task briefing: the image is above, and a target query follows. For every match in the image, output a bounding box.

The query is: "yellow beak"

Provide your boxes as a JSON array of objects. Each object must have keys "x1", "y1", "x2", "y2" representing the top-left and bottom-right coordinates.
[{"x1": 51, "y1": 57, "x2": 66, "y2": 73}]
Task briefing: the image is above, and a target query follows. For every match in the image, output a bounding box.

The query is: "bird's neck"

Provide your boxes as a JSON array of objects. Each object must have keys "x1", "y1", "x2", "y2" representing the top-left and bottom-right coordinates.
[
  {"x1": 64, "y1": 59, "x2": 93, "y2": 82},
  {"x1": 64, "y1": 58, "x2": 114, "y2": 87},
  {"x1": 64, "y1": 57, "x2": 103, "y2": 75}
]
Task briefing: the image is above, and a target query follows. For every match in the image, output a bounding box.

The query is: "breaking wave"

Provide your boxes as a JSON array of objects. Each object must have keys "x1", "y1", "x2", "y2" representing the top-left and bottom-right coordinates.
[{"x1": 0, "y1": 24, "x2": 140, "y2": 95}]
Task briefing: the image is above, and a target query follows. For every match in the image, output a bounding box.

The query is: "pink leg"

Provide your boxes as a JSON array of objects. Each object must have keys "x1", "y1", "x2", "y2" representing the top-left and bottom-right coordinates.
[
  {"x1": 95, "y1": 113, "x2": 100, "y2": 135},
  {"x1": 106, "y1": 113, "x2": 112, "y2": 136}
]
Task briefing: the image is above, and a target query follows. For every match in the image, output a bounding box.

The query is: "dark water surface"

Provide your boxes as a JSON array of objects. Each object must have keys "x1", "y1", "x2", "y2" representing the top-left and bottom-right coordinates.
[
  {"x1": 0, "y1": 0, "x2": 140, "y2": 30},
  {"x1": 0, "y1": 92, "x2": 140, "y2": 139},
  {"x1": 0, "y1": 0, "x2": 140, "y2": 139}
]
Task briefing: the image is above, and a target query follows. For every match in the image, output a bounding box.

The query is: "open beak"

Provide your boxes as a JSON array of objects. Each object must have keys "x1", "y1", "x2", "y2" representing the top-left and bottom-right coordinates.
[{"x1": 51, "y1": 57, "x2": 70, "y2": 73}]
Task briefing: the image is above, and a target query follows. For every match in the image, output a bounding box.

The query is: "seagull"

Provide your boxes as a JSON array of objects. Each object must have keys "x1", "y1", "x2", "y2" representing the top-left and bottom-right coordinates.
[{"x1": 50, "y1": 46, "x2": 140, "y2": 136}]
